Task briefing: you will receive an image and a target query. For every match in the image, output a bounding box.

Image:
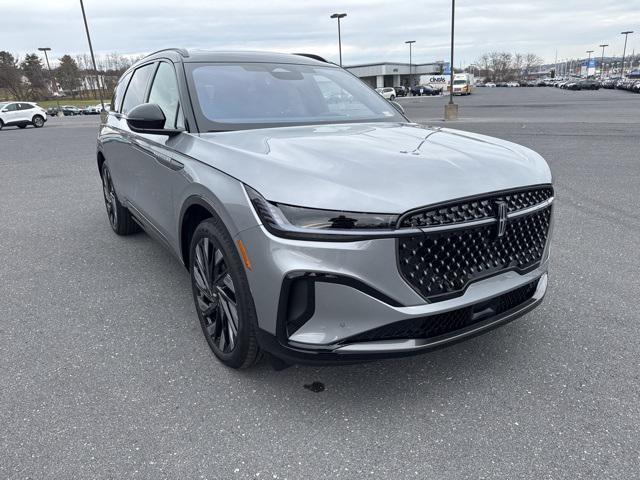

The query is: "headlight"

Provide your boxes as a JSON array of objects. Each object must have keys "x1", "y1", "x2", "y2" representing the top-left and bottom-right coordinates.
[{"x1": 245, "y1": 186, "x2": 399, "y2": 241}]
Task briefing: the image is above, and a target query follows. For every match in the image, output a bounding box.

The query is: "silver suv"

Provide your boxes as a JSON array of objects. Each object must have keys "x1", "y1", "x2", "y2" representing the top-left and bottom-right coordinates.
[{"x1": 97, "y1": 49, "x2": 553, "y2": 368}]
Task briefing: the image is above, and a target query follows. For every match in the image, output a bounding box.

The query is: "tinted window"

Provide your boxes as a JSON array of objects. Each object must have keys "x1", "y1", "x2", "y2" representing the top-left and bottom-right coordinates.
[
  {"x1": 18, "y1": 103, "x2": 33, "y2": 110},
  {"x1": 121, "y1": 63, "x2": 155, "y2": 115},
  {"x1": 187, "y1": 63, "x2": 403, "y2": 131},
  {"x1": 112, "y1": 71, "x2": 132, "y2": 113},
  {"x1": 4, "y1": 103, "x2": 17, "y2": 112},
  {"x1": 148, "y1": 62, "x2": 181, "y2": 129}
]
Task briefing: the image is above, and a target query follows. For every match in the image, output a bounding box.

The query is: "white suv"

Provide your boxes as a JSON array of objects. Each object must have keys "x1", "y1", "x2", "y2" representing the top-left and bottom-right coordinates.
[
  {"x1": 375, "y1": 87, "x2": 396, "y2": 100},
  {"x1": 0, "y1": 101, "x2": 48, "y2": 130}
]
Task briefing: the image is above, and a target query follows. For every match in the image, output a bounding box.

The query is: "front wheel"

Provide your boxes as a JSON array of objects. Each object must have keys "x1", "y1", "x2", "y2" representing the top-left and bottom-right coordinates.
[
  {"x1": 190, "y1": 218, "x2": 261, "y2": 369},
  {"x1": 390, "y1": 95, "x2": 395, "y2": 101},
  {"x1": 32, "y1": 115, "x2": 44, "y2": 128}
]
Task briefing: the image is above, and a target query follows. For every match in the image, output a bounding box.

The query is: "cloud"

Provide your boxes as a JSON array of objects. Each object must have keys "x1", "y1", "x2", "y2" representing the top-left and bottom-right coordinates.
[{"x1": 3, "y1": 0, "x2": 639, "y2": 64}]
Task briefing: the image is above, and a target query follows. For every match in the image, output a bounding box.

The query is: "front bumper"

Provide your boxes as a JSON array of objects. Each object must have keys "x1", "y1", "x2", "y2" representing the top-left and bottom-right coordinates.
[{"x1": 236, "y1": 224, "x2": 549, "y2": 364}]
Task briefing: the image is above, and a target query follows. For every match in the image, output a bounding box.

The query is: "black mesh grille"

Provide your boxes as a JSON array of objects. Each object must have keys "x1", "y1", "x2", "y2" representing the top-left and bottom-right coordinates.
[
  {"x1": 346, "y1": 280, "x2": 539, "y2": 343},
  {"x1": 399, "y1": 186, "x2": 553, "y2": 228},
  {"x1": 398, "y1": 207, "x2": 551, "y2": 301}
]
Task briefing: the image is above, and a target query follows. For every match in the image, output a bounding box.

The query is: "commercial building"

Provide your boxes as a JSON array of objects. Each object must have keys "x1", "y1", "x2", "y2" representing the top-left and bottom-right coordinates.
[{"x1": 345, "y1": 61, "x2": 446, "y2": 88}]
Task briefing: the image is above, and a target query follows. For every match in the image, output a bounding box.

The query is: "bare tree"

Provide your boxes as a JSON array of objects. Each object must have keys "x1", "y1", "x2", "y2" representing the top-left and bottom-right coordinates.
[
  {"x1": 0, "y1": 51, "x2": 30, "y2": 99},
  {"x1": 524, "y1": 53, "x2": 543, "y2": 76}
]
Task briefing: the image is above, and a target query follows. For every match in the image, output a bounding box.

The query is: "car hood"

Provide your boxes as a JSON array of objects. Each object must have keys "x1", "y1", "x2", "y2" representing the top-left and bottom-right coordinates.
[{"x1": 196, "y1": 122, "x2": 552, "y2": 213}]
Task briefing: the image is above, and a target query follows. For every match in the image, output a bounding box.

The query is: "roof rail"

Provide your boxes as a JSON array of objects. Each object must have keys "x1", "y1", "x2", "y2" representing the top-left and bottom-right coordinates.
[
  {"x1": 143, "y1": 48, "x2": 190, "y2": 60},
  {"x1": 293, "y1": 53, "x2": 328, "y2": 63}
]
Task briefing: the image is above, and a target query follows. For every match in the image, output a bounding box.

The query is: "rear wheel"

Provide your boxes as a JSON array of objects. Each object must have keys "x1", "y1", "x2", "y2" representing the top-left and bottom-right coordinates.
[
  {"x1": 32, "y1": 115, "x2": 44, "y2": 128},
  {"x1": 390, "y1": 94, "x2": 395, "y2": 101},
  {"x1": 100, "y1": 163, "x2": 139, "y2": 235},
  {"x1": 0, "y1": 120, "x2": 3, "y2": 131},
  {"x1": 190, "y1": 218, "x2": 261, "y2": 369}
]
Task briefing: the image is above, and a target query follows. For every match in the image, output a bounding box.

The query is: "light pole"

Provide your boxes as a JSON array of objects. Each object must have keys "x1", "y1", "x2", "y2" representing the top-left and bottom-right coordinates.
[
  {"x1": 38, "y1": 47, "x2": 62, "y2": 114},
  {"x1": 620, "y1": 31, "x2": 634, "y2": 78},
  {"x1": 599, "y1": 44, "x2": 608, "y2": 79},
  {"x1": 405, "y1": 40, "x2": 416, "y2": 88},
  {"x1": 444, "y1": 0, "x2": 457, "y2": 120},
  {"x1": 585, "y1": 50, "x2": 594, "y2": 78},
  {"x1": 79, "y1": 0, "x2": 105, "y2": 109},
  {"x1": 330, "y1": 13, "x2": 347, "y2": 67}
]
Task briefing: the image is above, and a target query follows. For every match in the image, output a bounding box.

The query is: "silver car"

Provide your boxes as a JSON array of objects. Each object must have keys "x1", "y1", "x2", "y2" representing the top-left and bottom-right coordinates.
[{"x1": 97, "y1": 49, "x2": 553, "y2": 368}]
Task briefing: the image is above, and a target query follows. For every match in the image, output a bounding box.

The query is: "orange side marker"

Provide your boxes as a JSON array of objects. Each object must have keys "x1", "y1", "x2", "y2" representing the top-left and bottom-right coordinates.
[{"x1": 236, "y1": 239, "x2": 253, "y2": 271}]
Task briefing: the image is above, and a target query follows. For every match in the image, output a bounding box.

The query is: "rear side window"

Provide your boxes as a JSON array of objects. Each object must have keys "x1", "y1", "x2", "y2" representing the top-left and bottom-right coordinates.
[
  {"x1": 18, "y1": 103, "x2": 33, "y2": 110},
  {"x1": 121, "y1": 63, "x2": 155, "y2": 115},
  {"x1": 112, "y1": 71, "x2": 132, "y2": 113},
  {"x1": 148, "y1": 62, "x2": 181, "y2": 129}
]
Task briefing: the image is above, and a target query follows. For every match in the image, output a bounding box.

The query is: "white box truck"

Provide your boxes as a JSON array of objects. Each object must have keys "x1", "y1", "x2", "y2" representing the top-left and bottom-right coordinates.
[{"x1": 452, "y1": 73, "x2": 474, "y2": 95}]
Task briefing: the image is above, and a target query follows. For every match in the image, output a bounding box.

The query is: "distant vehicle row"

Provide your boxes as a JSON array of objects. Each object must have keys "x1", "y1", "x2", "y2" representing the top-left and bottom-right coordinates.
[
  {"x1": 375, "y1": 85, "x2": 443, "y2": 99},
  {"x1": 47, "y1": 103, "x2": 111, "y2": 116}
]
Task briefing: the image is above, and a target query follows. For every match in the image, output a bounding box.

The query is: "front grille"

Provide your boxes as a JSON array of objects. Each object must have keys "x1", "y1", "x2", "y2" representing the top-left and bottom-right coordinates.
[
  {"x1": 346, "y1": 280, "x2": 539, "y2": 343},
  {"x1": 398, "y1": 203, "x2": 551, "y2": 302},
  {"x1": 399, "y1": 186, "x2": 553, "y2": 228}
]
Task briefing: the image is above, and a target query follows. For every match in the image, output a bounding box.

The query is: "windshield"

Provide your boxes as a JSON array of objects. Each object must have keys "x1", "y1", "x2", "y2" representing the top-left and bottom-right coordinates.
[
  {"x1": 453, "y1": 80, "x2": 467, "y2": 85},
  {"x1": 187, "y1": 62, "x2": 404, "y2": 131}
]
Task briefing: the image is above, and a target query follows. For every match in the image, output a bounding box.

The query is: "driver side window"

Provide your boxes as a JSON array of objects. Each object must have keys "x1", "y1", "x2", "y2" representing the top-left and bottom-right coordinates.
[
  {"x1": 148, "y1": 62, "x2": 183, "y2": 129},
  {"x1": 121, "y1": 63, "x2": 155, "y2": 115}
]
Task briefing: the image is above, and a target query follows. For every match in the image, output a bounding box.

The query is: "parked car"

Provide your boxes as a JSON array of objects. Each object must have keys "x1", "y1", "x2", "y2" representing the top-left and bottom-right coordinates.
[
  {"x1": 60, "y1": 105, "x2": 82, "y2": 116},
  {"x1": 564, "y1": 81, "x2": 581, "y2": 90},
  {"x1": 506, "y1": 81, "x2": 520, "y2": 87},
  {"x1": 82, "y1": 105, "x2": 99, "y2": 115},
  {"x1": 0, "y1": 101, "x2": 47, "y2": 130},
  {"x1": 410, "y1": 85, "x2": 440, "y2": 96},
  {"x1": 393, "y1": 86, "x2": 408, "y2": 97},
  {"x1": 97, "y1": 49, "x2": 553, "y2": 368},
  {"x1": 484, "y1": 82, "x2": 496, "y2": 88},
  {"x1": 375, "y1": 87, "x2": 396, "y2": 100},
  {"x1": 577, "y1": 79, "x2": 600, "y2": 90},
  {"x1": 82, "y1": 103, "x2": 111, "y2": 115}
]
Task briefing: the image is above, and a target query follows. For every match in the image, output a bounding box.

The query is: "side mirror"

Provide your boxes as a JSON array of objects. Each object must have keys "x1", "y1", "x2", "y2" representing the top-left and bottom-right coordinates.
[
  {"x1": 126, "y1": 103, "x2": 183, "y2": 136},
  {"x1": 390, "y1": 101, "x2": 405, "y2": 115}
]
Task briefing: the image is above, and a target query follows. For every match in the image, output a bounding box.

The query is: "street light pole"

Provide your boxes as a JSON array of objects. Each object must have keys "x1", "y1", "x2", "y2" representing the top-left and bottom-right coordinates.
[
  {"x1": 79, "y1": 0, "x2": 105, "y2": 109},
  {"x1": 38, "y1": 47, "x2": 62, "y2": 113},
  {"x1": 444, "y1": 0, "x2": 457, "y2": 120},
  {"x1": 330, "y1": 13, "x2": 347, "y2": 67},
  {"x1": 405, "y1": 40, "x2": 416, "y2": 88},
  {"x1": 585, "y1": 50, "x2": 594, "y2": 78},
  {"x1": 620, "y1": 31, "x2": 634, "y2": 78},
  {"x1": 599, "y1": 44, "x2": 608, "y2": 79}
]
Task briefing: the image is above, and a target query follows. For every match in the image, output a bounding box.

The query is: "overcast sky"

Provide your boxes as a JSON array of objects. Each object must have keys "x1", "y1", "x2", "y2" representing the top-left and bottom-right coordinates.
[{"x1": 3, "y1": 0, "x2": 639, "y2": 66}]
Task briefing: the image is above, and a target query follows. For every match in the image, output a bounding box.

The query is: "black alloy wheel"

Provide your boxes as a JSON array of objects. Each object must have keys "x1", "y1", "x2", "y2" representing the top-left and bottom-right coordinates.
[
  {"x1": 102, "y1": 165, "x2": 118, "y2": 229},
  {"x1": 193, "y1": 236, "x2": 239, "y2": 354},
  {"x1": 100, "y1": 163, "x2": 139, "y2": 235},
  {"x1": 189, "y1": 218, "x2": 260, "y2": 368}
]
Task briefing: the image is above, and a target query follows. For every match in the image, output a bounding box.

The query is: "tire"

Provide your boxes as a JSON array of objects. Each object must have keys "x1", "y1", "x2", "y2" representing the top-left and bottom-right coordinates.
[
  {"x1": 100, "y1": 163, "x2": 140, "y2": 235},
  {"x1": 0, "y1": 120, "x2": 4, "y2": 131},
  {"x1": 390, "y1": 95, "x2": 395, "y2": 101},
  {"x1": 32, "y1": 115, "x2": 45, "y2": 128},
  {"x1": 189, "y1": 218, "x2": 261, "y2": 369}
]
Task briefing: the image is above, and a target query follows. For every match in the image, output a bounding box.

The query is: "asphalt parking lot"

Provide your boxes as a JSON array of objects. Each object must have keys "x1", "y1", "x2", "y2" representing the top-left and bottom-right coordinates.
[{"x1": 1, "y1": 87, "x2": 639, "y2": 479}]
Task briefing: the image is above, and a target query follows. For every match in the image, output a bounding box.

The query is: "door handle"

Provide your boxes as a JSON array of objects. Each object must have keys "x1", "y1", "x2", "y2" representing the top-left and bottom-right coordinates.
[{"x1": 155, "y1": 153, "x2": 184, "y2": 171}]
